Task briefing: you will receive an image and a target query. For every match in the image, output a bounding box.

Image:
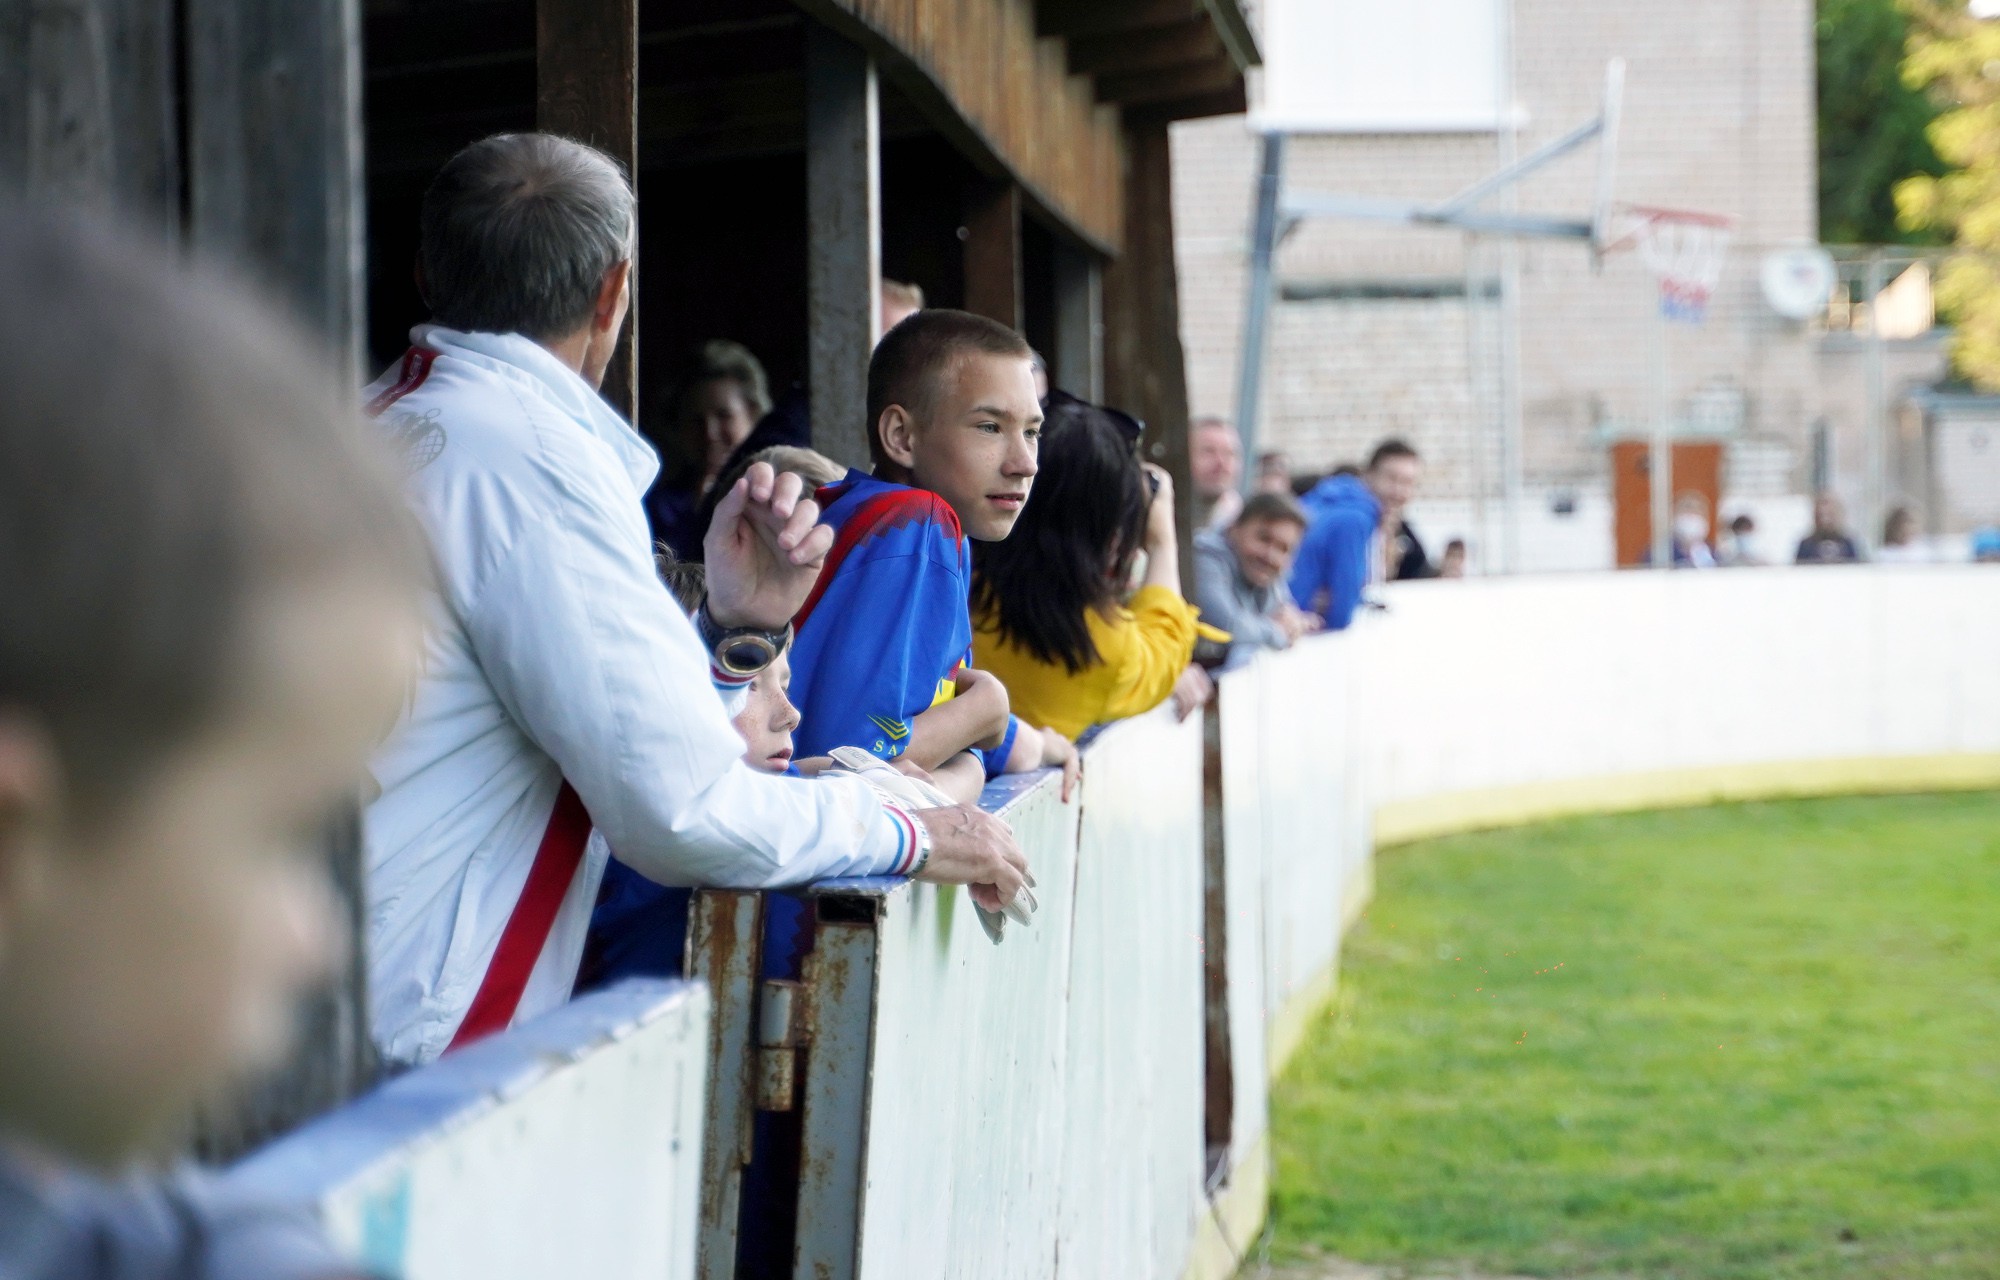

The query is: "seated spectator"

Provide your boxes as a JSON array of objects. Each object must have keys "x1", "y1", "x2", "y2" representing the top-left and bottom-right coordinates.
[
  {"x1": 1877, "y1": 506, "x2": 1934, "y2": 563},
  {"x1": 971, "y1": 392, "x2": 1219, "y2": 740},
  {"x1": 0, "y1": 204, "x2": 422, "y2": 1278},
  {"x1": 1719, "y1": 512, "x2": 1763, "y2": 566},
  {"x1": 1647, "y1": 492, "x2": 1717, "y2": 568},
  {"x1": 1796, "y1": 492, "x2": 1863, "y2": 564},
  {"x1": 1192, "y1": 415, "x2": 1244, "y2": 530},
  {"x1": 1438, "y1": 537, "x2": 1469, "y2": 578},
  {"x1": 1292, "y1": 439, "x2": 1423, "y2": 628},
  {"x1": 365, "y1": 134, "x2": 1026, "y2": 1065},
  {"x1": 1193, "y1": 492, "x2": 1319, "y2": 668},
  {"x1": 788, "y1": 309, "x2": 1080, "y2": 806},
  {"x1": 581, "y1": 553, "x2": 802, "y2": 988},
  {"x1": 644, "y1": 340, "x2": 772, "y2": 559}
]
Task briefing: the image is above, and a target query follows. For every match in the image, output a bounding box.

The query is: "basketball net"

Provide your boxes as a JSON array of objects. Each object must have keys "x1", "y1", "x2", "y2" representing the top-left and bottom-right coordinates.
[{"x1": 1604, "y1": 206, "x2": 1736, "y2": 325}]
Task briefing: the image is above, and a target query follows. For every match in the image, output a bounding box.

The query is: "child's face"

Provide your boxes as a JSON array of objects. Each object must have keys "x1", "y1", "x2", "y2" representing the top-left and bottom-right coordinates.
[
  {"x1": 889, "y1": 351, "x2": 1042, "y2": 541},
  {"x1": 0, "y1": 577, "x2": 416, "y2": 1164},
  {"x1": 731, "y1": 652, "x2": 800, "y2": 773}
]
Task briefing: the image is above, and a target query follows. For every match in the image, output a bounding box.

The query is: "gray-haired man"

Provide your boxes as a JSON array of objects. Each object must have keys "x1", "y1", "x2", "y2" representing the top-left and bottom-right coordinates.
[{"x1": 364, "y1": 133, "x2": 1029, "y2": 1063}]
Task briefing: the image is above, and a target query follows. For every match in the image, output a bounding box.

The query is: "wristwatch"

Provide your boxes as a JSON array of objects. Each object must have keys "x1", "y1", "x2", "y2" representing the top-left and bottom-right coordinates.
[{"x1": 696, "y1": 600, "x2": 793, "y2": 678}]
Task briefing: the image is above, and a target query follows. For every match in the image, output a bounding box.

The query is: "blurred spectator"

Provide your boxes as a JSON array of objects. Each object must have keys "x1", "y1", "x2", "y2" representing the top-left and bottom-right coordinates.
[
  {"x1": 1292, "y1": 439, "x2": 1422, "y2": 628},
  {"x1": 1030, "y1": 348, "x2": 1050, "y2": 401},
  {"x1": 644, "y1": 340, "x2": 773, "y2": 558},
  {"x1": 1719, "y1": 512, "x2": 1763, "y2": 566},
  {"x1": 973, "y1": 394, "x2": 1218, "y2": 739},
  {"x1": 1975, "y1": 526, "x2": 2000, "y2": 563},
  {"x1": 1876, "y1": 506, "x2": 1933, "y2": 564},
  {"x1": 1438, "y1": 537, "x2": 1468, "y2": 578},
  {"x1": 1194, "y1": 492, "x2": 1319, "y2": 667},
  {"x1": 1795, "y1": 492, "x2": 1863, "y2": 564},
  {"x1": 0, "y1": 203, "x2": 423, "y2": 1280},
  {"x1": 881, "y1": 277, "x2": 925, "y2": 333},
  {"x1": 1666, "y1": 492, "x2": 1718, "y2": 568},
  {"x1": 1191, "y1": 415, "x2": 1243, "y2": 530},
  {"x1": 1254, "y1": 449, "x2": 1292, "y2": 495}
]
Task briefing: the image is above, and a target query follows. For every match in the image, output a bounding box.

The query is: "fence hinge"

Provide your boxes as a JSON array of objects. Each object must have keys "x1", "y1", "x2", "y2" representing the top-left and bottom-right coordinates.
[{"x1": 755, "y1": 978, "x2": 806, "y2": 1111}]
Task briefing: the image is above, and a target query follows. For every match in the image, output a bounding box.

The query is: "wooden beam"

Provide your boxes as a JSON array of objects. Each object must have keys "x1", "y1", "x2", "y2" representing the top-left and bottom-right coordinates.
[
  {"x1": 1051, "y1": 238, "x2": 1103, "y2": 400},
  {"x1": 538, "y1": 0, "x2": 639, "y2": 421},
  {"x1": 1065, "y1": 18, "x2": 1216, "y2": 79},
  {"x1": 1095, "y1": 54, "x2": 1240, "y2": 107},
  {"x1": 805, "y1": 23, "x2": 880, "y2": 470},
  {"x1": 1127, "y1": 83, "x2": 1248, "y2": 124},
  {"x1": 1103, "y1": 120, "x2": 1195, "y2": 591},
  {"x1": 1037, "y1": 0, "x2": 1202, "y2": 41},
  {"x1": 962, "y1": 180, "x2": 1023, "y2": 331}
]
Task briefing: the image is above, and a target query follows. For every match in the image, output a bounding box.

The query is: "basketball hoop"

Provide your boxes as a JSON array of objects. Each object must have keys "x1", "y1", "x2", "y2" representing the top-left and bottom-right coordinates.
[{"x1": 1600, "y1": 206, "x2": 1736, "y2": 324}]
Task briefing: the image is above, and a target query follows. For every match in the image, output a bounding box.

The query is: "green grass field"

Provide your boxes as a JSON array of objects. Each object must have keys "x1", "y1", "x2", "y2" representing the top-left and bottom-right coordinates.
[{"x1": 1270, "y1": 793, "x2": 2000, "y2": 1279}]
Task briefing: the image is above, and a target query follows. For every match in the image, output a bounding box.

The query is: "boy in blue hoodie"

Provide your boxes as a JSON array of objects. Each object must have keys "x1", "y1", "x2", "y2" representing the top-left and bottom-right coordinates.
[
  {"x1": 788, "y1": 309, "x2": 1078, "y2": 807},
  {"x1": 1290, "y1": 438, "x2": 1422, "y2": 630}
]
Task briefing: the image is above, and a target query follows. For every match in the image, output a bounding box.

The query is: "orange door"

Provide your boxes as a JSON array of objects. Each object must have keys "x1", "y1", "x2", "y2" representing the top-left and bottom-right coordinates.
[{"x1": 1611, "y1": 440, "x2": 1723, "y2": 567}]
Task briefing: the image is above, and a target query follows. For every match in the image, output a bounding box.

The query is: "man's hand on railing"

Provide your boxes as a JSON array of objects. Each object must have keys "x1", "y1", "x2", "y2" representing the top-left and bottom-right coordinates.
[
  {"x1": 703, "y1": 461, "x2": 834, "y2": 630},
  {"x1": 914, "y1": 803, "x2": 1031, "y2": 914}
]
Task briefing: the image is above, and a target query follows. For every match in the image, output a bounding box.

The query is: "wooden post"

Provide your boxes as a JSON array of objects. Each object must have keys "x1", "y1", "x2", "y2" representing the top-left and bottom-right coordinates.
[
  {"x1": 962, "y1": 179, "x2": 1023, "y2": 330},
  {"x1": 177, "y1": 0, "x2": 373, "y2": 1156},
  {"x1": 806, "y1": 24, "x2": 881, "y2": 471},
  {"x1": 185, "y1": 0, "x2": 365, "y2": 378},
  {"x1": 1103, "y1": 119, "x2": 1196, "y2": 591},
  {"x1": 1052, "y1": 239, "x2": 1104, "y2": 400},
  {"x1": 538, "y1": 0, "x2": 639, "y2": 421}
]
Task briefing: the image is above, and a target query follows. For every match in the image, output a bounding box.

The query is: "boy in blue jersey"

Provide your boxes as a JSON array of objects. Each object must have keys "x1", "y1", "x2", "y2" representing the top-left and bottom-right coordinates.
[{"x1": 788, "y1": 309, "x2": 1079, "y2": 807}]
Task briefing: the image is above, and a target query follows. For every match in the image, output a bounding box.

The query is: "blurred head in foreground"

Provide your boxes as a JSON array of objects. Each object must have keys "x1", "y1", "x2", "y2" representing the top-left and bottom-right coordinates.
[{"x1": 0, "y1": 203, "x2": 423, "y2": 1166}]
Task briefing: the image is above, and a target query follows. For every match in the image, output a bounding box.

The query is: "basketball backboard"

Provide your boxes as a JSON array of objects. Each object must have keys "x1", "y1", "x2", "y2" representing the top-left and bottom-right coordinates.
[{"x1": 1254, "y1": 0, "x2": 1508, "y2": 133}]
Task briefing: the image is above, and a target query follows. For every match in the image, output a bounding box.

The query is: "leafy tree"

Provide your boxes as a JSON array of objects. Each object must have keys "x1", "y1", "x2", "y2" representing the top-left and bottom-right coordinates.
[
  {"x1": 1898, "y1": 3, "x2": 2000, "y2": 385},
  {"x1": 1819, "y1": 0, "x2": 1946, "y2": 244}
]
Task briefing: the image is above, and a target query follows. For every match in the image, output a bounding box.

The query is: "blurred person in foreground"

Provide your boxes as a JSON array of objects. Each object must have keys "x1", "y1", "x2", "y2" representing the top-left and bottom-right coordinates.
[
  {"x1": 1191, "y1": 415, "x2": 1243, "y2": 530},
  {"x1": 1292, "y1": 439, "x2": 1423, "y2": 628},
  {"x1": 1795, "y1": 491, "x2": 1862, "y2": 564},
  {"x1": 1719, "y1": 512, "x2": 1764, "y2": 566},
  {"x1": 364, "y1": 134, "x2": 1026, "y2": 1066},
  {"x1": 0, "y1": 202, "x2": 422, "y2": 1278},
  {"x1": 1194, "y1": 492, "x2": 1319, "y2": 669},
  {"x1": 973, "y1": 393, "x2": 1223, "y2": 738},
  {"x1": 1876, "y1": 506, "x2": 1934, "y2": 564}
]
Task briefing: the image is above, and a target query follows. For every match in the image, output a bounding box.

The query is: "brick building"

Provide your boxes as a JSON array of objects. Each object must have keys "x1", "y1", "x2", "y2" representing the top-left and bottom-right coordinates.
[{"x1": 1171, "y1": 0, "x2": 1824, "y2": 570}]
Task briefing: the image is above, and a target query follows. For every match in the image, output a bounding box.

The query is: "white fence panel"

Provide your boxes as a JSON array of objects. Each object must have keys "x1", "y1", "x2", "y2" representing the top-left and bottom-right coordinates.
[
  {"x1": 230, "y1": 980, "x2": 708, "y2": 1280},
  {"x1": 1057, "y1": 708, "x2": 1208, "y2": 1279}
]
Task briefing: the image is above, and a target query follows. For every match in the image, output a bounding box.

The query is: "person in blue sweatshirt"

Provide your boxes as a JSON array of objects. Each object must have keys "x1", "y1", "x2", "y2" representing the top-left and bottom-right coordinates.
[{"x1": 1290, "y1": 438, "x2": 1422, "y2": 630}]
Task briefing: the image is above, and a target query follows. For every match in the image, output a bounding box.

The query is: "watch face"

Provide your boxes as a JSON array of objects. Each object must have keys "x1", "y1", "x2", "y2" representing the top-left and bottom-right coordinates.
[{"x1": 717, "y1": 633, "x2": 779, "y2": 676}]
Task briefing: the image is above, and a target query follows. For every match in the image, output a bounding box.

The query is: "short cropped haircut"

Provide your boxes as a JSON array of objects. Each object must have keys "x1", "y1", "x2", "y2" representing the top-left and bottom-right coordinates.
[
  {"x1": 865, "y1": 309, "x2": 1032, "y2": 467},
  {"x1": 1367, "y1": 438, "x2": 1419, "y2": 470},
  {"x1": 420, "y1": 132, "x2": 635, "y2": 342},
  {"x1": 1235, "y1": 490, "x2": 1308, "y2": 531},
  {"x1": 0, "y1": 202, "x2": 422, "y2": 817}
]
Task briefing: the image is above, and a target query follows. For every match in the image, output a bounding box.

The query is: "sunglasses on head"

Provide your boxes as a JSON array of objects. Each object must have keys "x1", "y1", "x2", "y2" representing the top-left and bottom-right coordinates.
[{"x1": 1044, "y1": 388, "x2": 1147, "y2": 448}]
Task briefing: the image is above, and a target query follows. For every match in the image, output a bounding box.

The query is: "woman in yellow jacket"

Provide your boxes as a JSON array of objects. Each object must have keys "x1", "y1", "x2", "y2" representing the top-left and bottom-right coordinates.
[{"x1": 972, "y1": 392, "x2": 1220, "y2": 742}]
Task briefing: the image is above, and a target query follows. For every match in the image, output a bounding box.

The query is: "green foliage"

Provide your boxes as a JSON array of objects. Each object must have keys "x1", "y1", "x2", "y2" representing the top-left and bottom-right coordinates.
[
  {"x1": 1271, "y1": 793, "x2": 2000, "y2": 1279},
  {"x1": 1899, "y1": 3, "x2": 2000, "y2": 386},
  {"x1": 1818, "y1": 0, "x2": 1945, "y2": 244}
]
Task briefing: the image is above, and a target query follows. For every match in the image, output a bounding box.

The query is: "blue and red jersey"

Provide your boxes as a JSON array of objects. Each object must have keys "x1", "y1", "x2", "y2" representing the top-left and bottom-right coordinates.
[{"x1": 789, "y1": 469, "x2": 1014, "y2": 776}]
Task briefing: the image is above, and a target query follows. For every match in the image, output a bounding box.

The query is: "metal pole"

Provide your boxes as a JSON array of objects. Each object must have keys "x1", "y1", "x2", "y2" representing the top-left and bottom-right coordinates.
[
  {"x1": 1494, "y1": 0, "x2": 1524, "y2": 573},
  {"x1": 1464, "y1": 234, "x2": 1490, "y2": 575},
  {"x1": 1650, "y1": 307, "x2": 1672, "y2": 569},
  {"x1": 1863, "y1": 250, "x2": 1888, "y2": 555},
  {"x1": 1234, "y1": 130, "x2": 1285, "y2": 495}
]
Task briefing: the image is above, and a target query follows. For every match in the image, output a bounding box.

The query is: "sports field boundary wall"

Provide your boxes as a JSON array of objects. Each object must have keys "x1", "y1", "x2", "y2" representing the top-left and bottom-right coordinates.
[{"x1": 232, "y1": 566, "x2": 2000, "y2": 1280}]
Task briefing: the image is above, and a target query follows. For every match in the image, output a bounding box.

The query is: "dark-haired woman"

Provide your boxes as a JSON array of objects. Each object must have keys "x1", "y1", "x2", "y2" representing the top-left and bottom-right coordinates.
[{"x1": 972, "y1": 395, "x2": 1219, "y2": 741}]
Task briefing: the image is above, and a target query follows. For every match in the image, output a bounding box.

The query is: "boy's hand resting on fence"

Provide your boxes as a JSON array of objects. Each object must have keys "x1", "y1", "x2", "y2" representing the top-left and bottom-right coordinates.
[
  {"x1": 1170, "y1": 663, "x2": 1214, "y2": 720},
  {"x1": 704, "y1": 461, "x2": 834, "y2": 630},
  {"x1": 914, "y1": 804, "x2": 1032, "y2": 911}
]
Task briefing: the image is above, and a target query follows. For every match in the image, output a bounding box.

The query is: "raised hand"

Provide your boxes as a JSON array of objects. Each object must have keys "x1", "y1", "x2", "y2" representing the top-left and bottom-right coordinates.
[{"x1": 703, "y1": 462, "x2": 834, "y2": 630}]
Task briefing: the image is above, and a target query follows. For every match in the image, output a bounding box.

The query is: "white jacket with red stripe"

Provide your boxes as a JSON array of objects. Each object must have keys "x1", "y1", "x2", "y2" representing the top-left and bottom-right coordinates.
[{"x1": 362, "y1": 326, "x2": 918, "y2": 1065}]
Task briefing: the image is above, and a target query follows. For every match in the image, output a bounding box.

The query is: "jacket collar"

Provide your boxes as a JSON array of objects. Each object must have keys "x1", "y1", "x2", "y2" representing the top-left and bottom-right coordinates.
[{"x1": 412, "y1": 324, "x2": 661, "y2": 494}]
